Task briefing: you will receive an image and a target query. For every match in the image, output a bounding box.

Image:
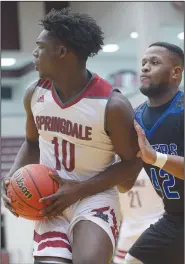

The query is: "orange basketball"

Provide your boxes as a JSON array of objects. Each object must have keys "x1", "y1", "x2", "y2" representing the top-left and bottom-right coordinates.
[{"x1": 7, "y1": 164, "x2": 59, "y2": 220}]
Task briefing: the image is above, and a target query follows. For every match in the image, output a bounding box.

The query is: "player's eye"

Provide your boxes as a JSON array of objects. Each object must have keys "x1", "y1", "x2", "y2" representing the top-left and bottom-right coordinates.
[
  {"x1": 36, "y1": 43, "x2": 44, "y2": 49},
  {"x1": 152, "y1": 60, "x2": 158, "y2": 65}
]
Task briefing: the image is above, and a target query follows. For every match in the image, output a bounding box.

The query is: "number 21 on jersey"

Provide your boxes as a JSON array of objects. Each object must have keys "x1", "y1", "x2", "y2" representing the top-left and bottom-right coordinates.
[{"x1": 52, "y1": 137, "x2": 75, "y2": 172}]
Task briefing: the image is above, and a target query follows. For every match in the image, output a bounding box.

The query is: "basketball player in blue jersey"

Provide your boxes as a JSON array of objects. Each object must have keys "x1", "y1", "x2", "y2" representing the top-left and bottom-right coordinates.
[
  {"x1": 124, "y1": 42, "x2": 184, "y2": 264},
  {"x1": 2, "y1": 8, "x2": 142, "y2": 264}
]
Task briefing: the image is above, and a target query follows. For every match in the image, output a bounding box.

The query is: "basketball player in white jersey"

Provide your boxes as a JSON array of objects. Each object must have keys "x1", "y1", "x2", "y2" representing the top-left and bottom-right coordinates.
[
  {"x1": 113, "y1": 169, "x2": 164, "y2": 264},
  {"x1": 2, "y1": 8, "x2": 142, "y2": 264}
]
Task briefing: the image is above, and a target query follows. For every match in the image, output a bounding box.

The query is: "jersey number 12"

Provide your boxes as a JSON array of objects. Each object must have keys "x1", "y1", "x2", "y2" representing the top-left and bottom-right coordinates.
[
  {"x1": 52, "y1": 137, "x2": 75, "y2": 172},
  {"x1": 150, "y1": 168, "x2": 180, "y2": 199}
]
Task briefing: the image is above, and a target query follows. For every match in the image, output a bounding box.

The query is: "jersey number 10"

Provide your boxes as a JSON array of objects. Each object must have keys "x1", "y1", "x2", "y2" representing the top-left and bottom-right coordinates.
[{"x1": 52, "y1": 137, "x2": 75, "y2": 172}]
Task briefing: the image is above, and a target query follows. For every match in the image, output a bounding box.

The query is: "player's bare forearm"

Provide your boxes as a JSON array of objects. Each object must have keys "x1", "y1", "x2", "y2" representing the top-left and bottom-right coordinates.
[
  {"x1": 6, "y1": 139, "x2": 40, "y2": 179},
  {"x1": 79, "y1": 158, "x2": 142, "y2": 199},
  {"x1": 162, "y1": 155, "x2": 184, "y2": 180}
]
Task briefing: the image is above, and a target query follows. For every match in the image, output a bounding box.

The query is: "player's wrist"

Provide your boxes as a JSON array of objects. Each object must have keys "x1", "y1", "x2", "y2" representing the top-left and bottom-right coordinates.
[
  {"x1": 76, "y1": 181, "x2": 93, "y2": 200},
  {"x1": 74, "y1": 181, "x2": 87, "y2": 200},
  {"x1": 152, "y1": 151, "x2": 168, "y2": 168}
]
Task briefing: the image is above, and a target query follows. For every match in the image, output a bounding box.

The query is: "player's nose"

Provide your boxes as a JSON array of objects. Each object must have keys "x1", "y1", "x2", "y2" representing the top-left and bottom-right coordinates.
[
  {"x1": 32, "y1": 47, "x2": 38, "y2": 58},
  {"x1": 141, "y1": 63, "x2": 150, "y2": 73}
]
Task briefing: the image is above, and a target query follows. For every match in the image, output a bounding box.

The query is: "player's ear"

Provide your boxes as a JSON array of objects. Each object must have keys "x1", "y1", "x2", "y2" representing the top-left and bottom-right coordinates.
[
  {"x1": 172, "y1": 66, "x2": 182, "y2": 80},
  {"x1": 59, "y1": 45, "x2": 67, "y2": 59}
]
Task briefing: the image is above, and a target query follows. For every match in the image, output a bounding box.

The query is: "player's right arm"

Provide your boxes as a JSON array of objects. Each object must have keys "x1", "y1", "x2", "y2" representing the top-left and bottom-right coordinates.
[
  {"x1": 2, "y1": 80, "x2": 40, "y2": 215},
  {"x1": 134, "y1": 120, "x2": 184, "y2": 180}
]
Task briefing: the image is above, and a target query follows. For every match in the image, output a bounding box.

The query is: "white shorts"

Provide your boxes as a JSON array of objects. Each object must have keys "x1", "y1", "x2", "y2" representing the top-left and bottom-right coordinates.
[
  {"x1": 33, "y1": 188, "x2": 120, "y2": 260},
  {"x1": 113, "y1": 222, "x2": 141, "y2": 264},
  {"x1": 113, "y1": 236, "x2": 138, "y2": 264}
]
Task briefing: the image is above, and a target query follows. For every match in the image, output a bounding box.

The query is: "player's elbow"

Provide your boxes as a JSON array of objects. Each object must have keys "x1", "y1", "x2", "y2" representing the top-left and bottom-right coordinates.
[{"x1": 117, "y1": 178, "x2": 136, "y2": 193}]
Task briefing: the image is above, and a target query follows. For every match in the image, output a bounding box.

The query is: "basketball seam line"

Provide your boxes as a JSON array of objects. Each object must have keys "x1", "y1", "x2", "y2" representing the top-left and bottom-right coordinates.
[
  {"x1": 24, "y1": 166, "x2": 49, "y2": 207},
  {"x1": 24, "y1": 167, "x2": 43, "y2": 199}
]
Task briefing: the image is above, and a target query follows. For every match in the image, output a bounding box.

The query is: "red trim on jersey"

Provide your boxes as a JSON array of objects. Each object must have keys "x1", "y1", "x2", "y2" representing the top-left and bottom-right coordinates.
[
  {"x1": 38, "y1": 240, "x2": 72, "y2": 252},
  {"x1": 110, "y1": 208, "x2": 119, "y2": 241},
  {"x1": 34, "y1": 230, "x2": 69, "y2": 243},
  {"x1": 91, "y1": 206, "x2": 110, "y2": 213},
  {"x1": 115, "y1": 253, "x2": 126, "y2": 259},
  {"x1": 38, "y1": 79, "x2": 52, "y2": 90},
  {"x1": 84, "y1": 74, "x2": 112, "y2": 98},
  {"x1": 118, "y1": 249, "x2": 127, "y2": 254},
  {"x1": 50, "y1": 73, "x2": 112, "y2": 109}
]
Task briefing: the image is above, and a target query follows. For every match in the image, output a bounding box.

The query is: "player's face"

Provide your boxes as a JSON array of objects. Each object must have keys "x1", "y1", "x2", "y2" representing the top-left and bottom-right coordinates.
[
  {"x1": 32, "y1": 30, "x2": 63, "y2": 80},
  {"x1": 139, "y1": 46, "x2": 174, "y2": 97}
]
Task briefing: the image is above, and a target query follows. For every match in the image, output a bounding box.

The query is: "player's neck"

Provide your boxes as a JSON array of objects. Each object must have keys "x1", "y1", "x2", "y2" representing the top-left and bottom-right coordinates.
[
  {"x1": 53, "y1": 66, "x2": 90, "y2": 103},
  {"x1": 147, "y1": 89, "x2": 179, "y2": 107}
]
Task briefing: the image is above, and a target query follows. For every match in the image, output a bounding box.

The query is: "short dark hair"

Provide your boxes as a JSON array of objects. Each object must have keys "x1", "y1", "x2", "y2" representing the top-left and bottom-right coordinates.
[
  {"x1": 40, "y1": 8, "x2": 104, "y2": 60},
  {"x1": 149, "y1": 42, "x2": 184, "y2": 67}
]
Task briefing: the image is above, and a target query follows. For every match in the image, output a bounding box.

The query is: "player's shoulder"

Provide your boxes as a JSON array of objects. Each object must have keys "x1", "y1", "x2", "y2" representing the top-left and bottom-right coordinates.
[
  {"x1": 26, "y1": 79, "x2": 40, "y2": 91},
  {"x1": 27, "y1": 79, "x2": 52, "y2": 91},
  {"x1": 133, "y1": 101, "x2": 147, "y2": 125},
  {"x1": 25, "y1": 79, "x2": 52, "y2": 99},
  {"x1": 24, "y1": 79, "x2": 40, "y2": 100},
  {"x1": 109, "y1": 89, "x2": 133, "y2": 111},
  {"x1": 24, "y1": 79, "x2": 40, "y2": 111},
  {"x1": 105, "y1": 89, "x2": 134, "y2": 126},
  {"x1": 172, "y1": 91, "x2": 184, "y2": 111},
  {"x1": 85, "y1": 73, "x2": 113, "y2": 99},
  {"x1": 134, "y1": 101, "x2": 146, "y2": 114}
]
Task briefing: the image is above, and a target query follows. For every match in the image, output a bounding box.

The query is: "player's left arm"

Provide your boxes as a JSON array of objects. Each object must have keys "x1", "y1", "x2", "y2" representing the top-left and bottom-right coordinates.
[
  {"x1": 77, "y1": 91, "x2": 143, "y2": 196},
  {"x1": 134, "y1": 121, "x2": 184, "y2": 180},
  {"x1": 162, "y1": 156, "x2": 184, "y2": 180}
]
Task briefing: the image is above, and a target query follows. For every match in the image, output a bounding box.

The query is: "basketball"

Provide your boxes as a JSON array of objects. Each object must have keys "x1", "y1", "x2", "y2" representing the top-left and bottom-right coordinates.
[{"x1": 7, "y1": 164, "x2": 59, "y2": 220}]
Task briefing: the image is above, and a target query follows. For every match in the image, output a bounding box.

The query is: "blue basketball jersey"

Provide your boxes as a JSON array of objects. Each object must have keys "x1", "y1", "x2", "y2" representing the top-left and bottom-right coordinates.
[{"x1": 135, "y1": 91, "x2": 184, "y2": 216}]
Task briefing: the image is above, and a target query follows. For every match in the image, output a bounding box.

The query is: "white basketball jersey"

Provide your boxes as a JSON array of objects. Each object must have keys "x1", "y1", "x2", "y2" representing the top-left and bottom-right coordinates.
[
  {"x1": 118, "y1": 169, "x2": 164, "y2": 250},
  {"x1": 31, "y1": 73, "x2": 116, "y2": 182}
]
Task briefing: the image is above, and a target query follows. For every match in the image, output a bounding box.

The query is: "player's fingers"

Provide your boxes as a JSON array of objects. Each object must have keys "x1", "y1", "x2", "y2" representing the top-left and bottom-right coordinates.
[
  {"x1": 3, "y1": 179, "x2": 10, "y2": 191},
  {"x1": 2, "y1": 193, "x2": 11, "y2": 204},
  {"x1": 10, "y1": 210, "x2": 19, "y2": 217},
  {"x1": 4, "y1": 201, "x2": 11, "y2": 209},
  {"x1": 48, "y1": 172, "x2": 62, "y2": 183},
  {"x1": 134, "y1": 120, "x2": 140, "y2": 130},
  {"x1": 2, "y1": 179, "x2": 10, "y2": 193},
  {"x1": 4, "y1": 202, "x2": 19, "y2": 217},
  {"x1": 134, "y1": 120, "x2": 145, "y2": 137},
  {"x1": 4, "y1": 179, "x2": 10, "y2": 186},
  {"x1": 39, "y1": 193, "x2": 57, "y2": 203},
  {"x1": 136, "y1": 151, "x2": 141, "y2": 158},
  {"x1": 9, "y1": 209, "x2": 19, "y2": 218}
]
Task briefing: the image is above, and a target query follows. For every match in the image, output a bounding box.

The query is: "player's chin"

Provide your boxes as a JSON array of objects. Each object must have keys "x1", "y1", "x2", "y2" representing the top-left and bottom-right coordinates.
[
  {"x1": 140, "y1": 81, "x2": 151, "y2": 88},
  {"x1": 139, "y1": 86, "x2": 150, "y2": 95}
]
